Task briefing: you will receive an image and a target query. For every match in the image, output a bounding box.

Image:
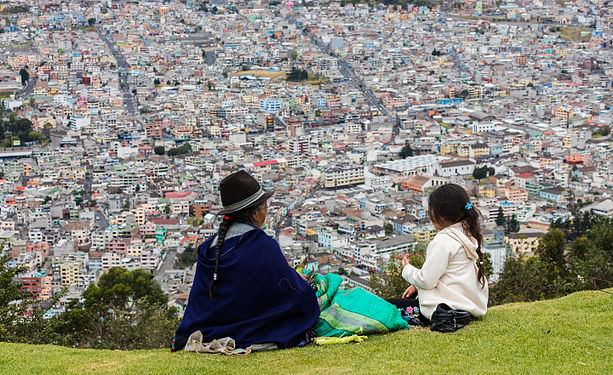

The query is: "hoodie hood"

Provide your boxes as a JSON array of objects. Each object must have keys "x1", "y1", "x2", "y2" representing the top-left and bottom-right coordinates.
[{"x1": 440, "y1": 222, "x2": 479, "y2": 260}]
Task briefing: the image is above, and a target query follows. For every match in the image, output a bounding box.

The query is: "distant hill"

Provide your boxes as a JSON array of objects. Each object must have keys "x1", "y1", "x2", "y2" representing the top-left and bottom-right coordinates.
[{"x1": 1, "y1": 289, "x2": 611, "y2": 374}]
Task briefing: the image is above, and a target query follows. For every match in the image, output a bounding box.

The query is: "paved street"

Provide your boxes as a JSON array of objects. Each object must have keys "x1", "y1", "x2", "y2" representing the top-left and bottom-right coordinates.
[
  {"x1": 17, "y1": 78, "x2": 35, "y2": 100},
  {"x1": 97, "y1": 26, "x2": 137, "y2": 117}
]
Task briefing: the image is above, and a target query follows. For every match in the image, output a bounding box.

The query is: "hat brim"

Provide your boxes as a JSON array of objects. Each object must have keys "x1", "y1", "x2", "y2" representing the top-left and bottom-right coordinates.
[{"x1": 219, "y1": 190, "x2": 274, "y2": 215}]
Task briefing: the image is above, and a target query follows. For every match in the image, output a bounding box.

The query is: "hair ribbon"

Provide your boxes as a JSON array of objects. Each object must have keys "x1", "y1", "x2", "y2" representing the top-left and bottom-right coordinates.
[{"x1": 465, "y1": 202, "x2": 473, "y2": 210}]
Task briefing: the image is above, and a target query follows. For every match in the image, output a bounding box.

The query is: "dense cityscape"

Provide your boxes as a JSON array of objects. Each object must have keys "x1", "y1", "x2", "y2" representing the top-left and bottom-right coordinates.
[{"x1": 0, "y1": 0, "x2": 611, "y2": 325}]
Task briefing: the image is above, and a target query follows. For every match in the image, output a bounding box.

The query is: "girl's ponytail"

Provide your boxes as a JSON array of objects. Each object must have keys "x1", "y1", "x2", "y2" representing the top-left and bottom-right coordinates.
[{"x1": 463, "y1": 206, "x2": 486, "y2": 288}]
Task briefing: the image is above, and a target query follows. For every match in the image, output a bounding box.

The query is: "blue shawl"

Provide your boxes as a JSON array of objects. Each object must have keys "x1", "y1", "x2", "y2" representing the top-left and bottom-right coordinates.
[{"x1": 174, "y1": 227, "x2": 319, "y2": 349}]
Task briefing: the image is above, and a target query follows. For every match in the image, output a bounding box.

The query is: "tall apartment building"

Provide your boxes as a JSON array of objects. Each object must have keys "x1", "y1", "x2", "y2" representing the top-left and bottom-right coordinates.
[
  {"x1": 289, "y1": 137, "x2": 310, "y2": 155},
  {"x1": 60, "y1": 262, "x2": 79, "y2": 287}
]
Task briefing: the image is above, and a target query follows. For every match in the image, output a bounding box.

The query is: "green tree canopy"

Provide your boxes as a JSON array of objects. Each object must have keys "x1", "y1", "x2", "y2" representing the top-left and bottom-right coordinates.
[
  {"x1": 495, "y1": 207, "x2": 506, "y2": 227},
  {"x1": 84, "y1": 268, "x2": 166, "y2": 311},
  {"x1": 19, "y1": 68, "x2": 29, "y2": 85},
  {"x1": 398, "y1": 142, "x2": 414, "y2": 158},
  {"x1": 154, "y1": 146, "x2": 165, "y2": 155},
  {"x1": 505, "y1": 214, "x2": 520, "y2": 233}
]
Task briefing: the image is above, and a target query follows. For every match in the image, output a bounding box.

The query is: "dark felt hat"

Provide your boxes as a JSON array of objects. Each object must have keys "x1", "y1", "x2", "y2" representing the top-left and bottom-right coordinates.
[{"x1": 219, "y1": 170, "x2": 273, "y2": 215}]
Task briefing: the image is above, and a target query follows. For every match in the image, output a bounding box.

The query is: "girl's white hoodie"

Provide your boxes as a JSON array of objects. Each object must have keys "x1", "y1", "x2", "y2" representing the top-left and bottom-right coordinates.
[{"x1": 402, "y1": 222, "x2": 489, "y2": 320}]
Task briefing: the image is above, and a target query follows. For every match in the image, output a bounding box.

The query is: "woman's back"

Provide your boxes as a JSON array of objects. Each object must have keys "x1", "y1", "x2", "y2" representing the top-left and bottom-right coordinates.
[{"x1": 175, "y1": 226, "x2": 319, "y2": 349}]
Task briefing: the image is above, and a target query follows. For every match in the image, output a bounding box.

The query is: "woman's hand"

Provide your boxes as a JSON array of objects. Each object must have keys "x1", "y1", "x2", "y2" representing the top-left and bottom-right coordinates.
[
  {"x1": 402, "y1": 285, "x2": 417, "y2": 299},
  {"x1": 402, "y1": 255, "x2": 411, "y2": 268}
]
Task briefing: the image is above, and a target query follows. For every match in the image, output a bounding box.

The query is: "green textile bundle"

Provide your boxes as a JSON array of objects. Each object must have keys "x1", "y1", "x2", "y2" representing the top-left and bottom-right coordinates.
[{"x1": 312, "y1": 273, "x2": 409, "y2": 337}]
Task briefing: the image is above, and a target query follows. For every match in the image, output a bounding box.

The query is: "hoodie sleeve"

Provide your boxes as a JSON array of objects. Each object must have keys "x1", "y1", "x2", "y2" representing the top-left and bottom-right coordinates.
[{"x1": 402, "y1": 236, "x2": 452, "y2": 290}]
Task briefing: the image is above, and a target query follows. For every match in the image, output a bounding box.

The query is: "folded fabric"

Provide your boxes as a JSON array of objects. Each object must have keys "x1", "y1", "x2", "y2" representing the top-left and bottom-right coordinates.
[
  {"x1": 182, "y1": 330, "x2": 278, "y2": 355},
  {"x1": 314, "y1": 335, "x2": 367, "y2": 345},
  {"x1": 313, "y1": 273, "x2": 409, "y2": 337}
]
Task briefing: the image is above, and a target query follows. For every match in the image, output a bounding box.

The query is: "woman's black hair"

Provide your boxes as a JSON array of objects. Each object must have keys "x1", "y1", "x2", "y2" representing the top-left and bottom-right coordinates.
[
  {"x1": 208, "y1": 202, "x2": 266, "y2": 299},
  {"x1": 428, "y1": 183, "x2": 486, "y2": 288}
]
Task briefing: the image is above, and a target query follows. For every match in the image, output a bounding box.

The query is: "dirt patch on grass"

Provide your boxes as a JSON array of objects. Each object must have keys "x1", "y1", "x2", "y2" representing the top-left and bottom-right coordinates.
[{"x1": 229, "y1": 70, "x2": 287, "y2": 80}]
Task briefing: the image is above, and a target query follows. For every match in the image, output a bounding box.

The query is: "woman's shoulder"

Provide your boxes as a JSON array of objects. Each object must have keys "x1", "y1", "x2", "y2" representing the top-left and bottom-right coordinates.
[{"x1": 237, "y1": 227, "x2": 279, "y2": 247}]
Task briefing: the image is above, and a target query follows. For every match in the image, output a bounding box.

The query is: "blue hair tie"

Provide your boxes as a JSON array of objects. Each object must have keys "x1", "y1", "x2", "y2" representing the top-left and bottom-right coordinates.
[{"x1": 465, "y1": 202, "x2": 473, "y2": 210}]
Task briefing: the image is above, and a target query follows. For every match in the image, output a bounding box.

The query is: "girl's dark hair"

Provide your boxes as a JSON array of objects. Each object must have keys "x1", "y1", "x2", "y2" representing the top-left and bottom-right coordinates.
[
  {"x1": 428, "y1": 183, "x2": 486, "y2": 288},
  {"x1": 208, "y1": 202, "x2": 265, "y2": 299}
]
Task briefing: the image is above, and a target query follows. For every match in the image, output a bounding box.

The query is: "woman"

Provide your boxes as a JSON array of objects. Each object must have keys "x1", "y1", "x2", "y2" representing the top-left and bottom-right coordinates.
[{"x1": 172, "y1": 170, "x2": 320, "y2": 351}]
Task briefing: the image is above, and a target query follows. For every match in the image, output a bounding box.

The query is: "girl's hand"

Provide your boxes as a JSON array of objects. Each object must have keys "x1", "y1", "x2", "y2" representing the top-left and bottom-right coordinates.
[
  {"x1": 402, "y1": 285, "x2": 417, "y2": 299},
  {"x1": 402, "y1": 255, "x2": 411, "y2": 268}
]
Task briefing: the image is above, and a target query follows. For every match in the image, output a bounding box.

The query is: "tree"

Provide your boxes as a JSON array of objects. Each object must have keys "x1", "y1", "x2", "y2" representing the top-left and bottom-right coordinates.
[
  {"x1": 176, "y1": 246, "x2": 197, "y2": 269},
  {"x1": 488, "y1": 167, "x2": 495, "y2": 176},
  {"x1": 167, "y1": 142, "x2": 192, "y2": 157},
  {"x1": 87, "y1": 18, "x2": 96, "y2": 26},
  {"x1": 291, "y1": 50, "x2": 298, "y2": 60},
  {"x1": 154, "y1": 146, "x2": 165, "y2": 155},
  {"x1": 491, "y1": 217, "x2": 613, "y2": 306},
  {"x1": 533, "y1": 228, "x2": 576, "y2": 298},
  {"x1": 599, "y1": 125, "x2": 610, "y2": 137},
  {"x1": 567, "y1": 218, "x2": 613, "y2": 290},
  {"x1": 535, "y1": 229, "x2": 565, "y2": 273},
  {"x1": 495, "y1": 207, "x2": 506, "y2": 227},
  {"x1": 28, "y1": 97, "x2": 35, "y2": 108},
  {"x1": 490, "y1": 255, "x2": 548, "y2": 305},
  {"x1": 385, "y1": 223, "x2": 393, "y2": 235},
  {"x1": 482, "y1": 252, "x2": 494, "y2": 279},
  {"x1": 0, "y1": 254, "x2": 28, "y2": 341},
  {"x1": 505, "y1": 214, "x2": 520, "y2": 233},
  {"x1": 19, "y1": 68, "x2": 29, "y2": 85},
  {"x1": 53, "y1": 268, "x2": 178, "y2": 350},
  {"x1": 369, "y1": 244, "x2": 427, "y2": 300},
  {"x1": 472, "y1": 166, "x2": 488, "y2": 180},
  {"x1": 398, "y1": 142, "x2": 414, "y2": 158},
  {"x1": 153, "y1": 78, "x2": 160, "y2": 85}
]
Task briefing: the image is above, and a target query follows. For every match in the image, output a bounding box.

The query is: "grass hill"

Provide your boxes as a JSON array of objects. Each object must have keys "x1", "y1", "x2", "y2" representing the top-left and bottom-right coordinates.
[{"x1": 1, "y1": 289, "x2": 611, "y2": 375}]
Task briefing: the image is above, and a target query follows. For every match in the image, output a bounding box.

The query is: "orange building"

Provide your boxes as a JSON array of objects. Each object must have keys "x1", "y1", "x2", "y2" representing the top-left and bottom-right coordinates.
[
  {"x1": 566, "y1": 153, "x2": 589, "y2": 165},
  {"x1": 26, "y1": 242, "x2": 50, "y2": 258}
]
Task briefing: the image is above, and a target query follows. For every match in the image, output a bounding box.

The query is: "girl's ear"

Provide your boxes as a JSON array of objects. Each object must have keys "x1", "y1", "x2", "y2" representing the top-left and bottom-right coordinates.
[{"x1": 429, "y1": 210, "x2": 438, "y2": 225}]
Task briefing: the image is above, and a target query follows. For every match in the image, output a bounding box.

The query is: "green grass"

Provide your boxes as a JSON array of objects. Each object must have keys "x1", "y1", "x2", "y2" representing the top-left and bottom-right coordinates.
[
  {"x1": 1, "y1": 290, "x2": 611, "y2": 374},
  {"x1": 8, "y1": 42, "x2": 32, "y2": 49},
  {"x1": 560, "y1": 26, "x2": 593, "y2": 42}
]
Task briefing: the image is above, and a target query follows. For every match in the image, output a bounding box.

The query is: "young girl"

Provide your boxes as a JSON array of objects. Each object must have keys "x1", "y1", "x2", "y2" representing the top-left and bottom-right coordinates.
[{"x1": 390, "y1": 183, "x2": 488, "y2": 325}]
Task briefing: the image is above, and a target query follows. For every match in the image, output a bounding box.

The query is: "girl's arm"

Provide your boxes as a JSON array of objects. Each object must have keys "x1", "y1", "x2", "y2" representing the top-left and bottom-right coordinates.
[{"x1": 401, "y1": 239, "x2": 450, "y2": 290}]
